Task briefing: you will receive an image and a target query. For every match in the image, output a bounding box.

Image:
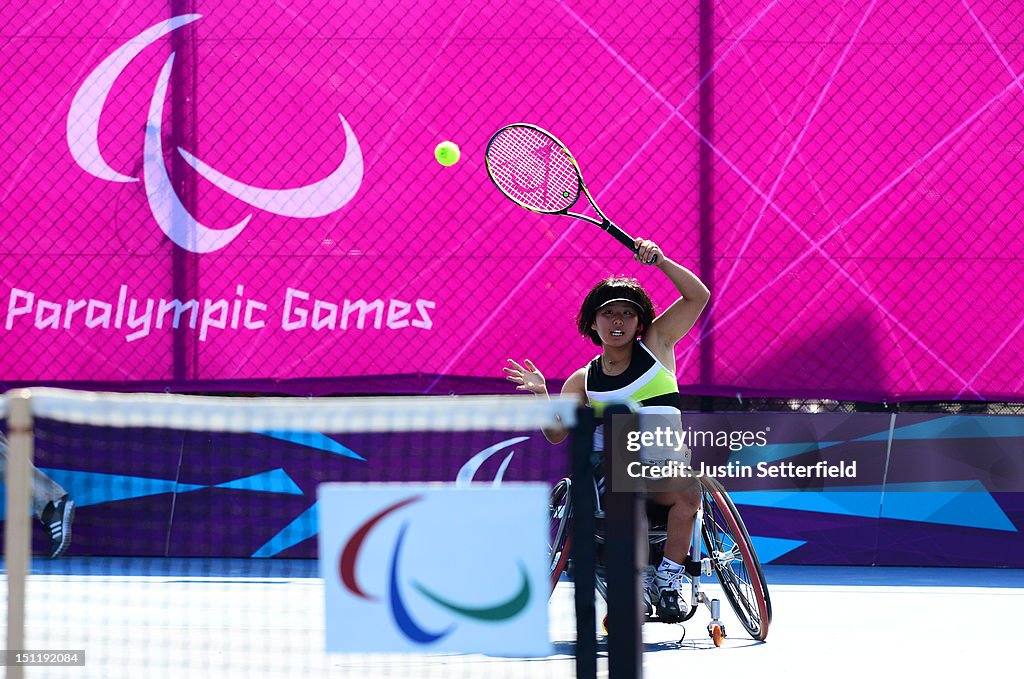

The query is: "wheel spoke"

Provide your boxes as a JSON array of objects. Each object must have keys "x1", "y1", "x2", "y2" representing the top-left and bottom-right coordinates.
[{"x1": 700, "y1": 482, "x2": 769, "y2": 640}]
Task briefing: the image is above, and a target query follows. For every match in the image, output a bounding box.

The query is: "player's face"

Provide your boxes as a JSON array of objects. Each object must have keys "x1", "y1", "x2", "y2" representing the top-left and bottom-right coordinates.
[{"x1": 592, "y1": 302, "x2": 640, "y2": 346}]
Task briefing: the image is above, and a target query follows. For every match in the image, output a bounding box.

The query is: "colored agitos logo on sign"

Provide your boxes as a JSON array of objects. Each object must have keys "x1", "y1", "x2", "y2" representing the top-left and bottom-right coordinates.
[
  {"x1": 318, "y1": 485, "x2": 550, "y2": 655},
  {"x1": 340, "y1": 496, "x2": 530, "y2": 643},
  {"x1": 67, "y1": 14, "x2": 362, "y2": 254}
]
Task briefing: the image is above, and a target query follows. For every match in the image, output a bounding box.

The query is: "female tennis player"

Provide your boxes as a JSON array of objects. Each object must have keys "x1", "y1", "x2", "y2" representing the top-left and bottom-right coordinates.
[{"x1": 505, "y1": 237, "x2": 710, "y2": 621}]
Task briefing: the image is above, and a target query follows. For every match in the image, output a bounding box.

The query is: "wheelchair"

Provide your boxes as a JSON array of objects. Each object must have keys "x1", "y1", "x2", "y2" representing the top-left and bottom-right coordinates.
[{"x1": 548, "y1": 472, "x2": 772, "y2": 646}]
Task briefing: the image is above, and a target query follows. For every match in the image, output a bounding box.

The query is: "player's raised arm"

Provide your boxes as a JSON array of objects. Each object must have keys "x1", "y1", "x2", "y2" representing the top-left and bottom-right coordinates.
[{"x1": 635, "y1": 238, "x2": 710, "y2": 361}]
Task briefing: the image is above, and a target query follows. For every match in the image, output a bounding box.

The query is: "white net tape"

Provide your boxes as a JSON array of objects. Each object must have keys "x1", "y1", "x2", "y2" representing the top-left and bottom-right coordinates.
[{"x1": 2, "y1": 388, "x2": 578, "y2": 432}]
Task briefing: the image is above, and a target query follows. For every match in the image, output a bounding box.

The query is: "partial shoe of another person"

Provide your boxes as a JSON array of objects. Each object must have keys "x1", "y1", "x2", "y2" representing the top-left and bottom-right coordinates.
[
  {"x1": 642, "y1": 566, "x2": 655, "y2": 618},
  {"x1": 41, "y1": 495, "x2": 75, "y2": 559}
]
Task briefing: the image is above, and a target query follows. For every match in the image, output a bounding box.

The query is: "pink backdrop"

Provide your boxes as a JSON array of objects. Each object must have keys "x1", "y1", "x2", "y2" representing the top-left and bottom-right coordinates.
[{"x1": 3, "y1": 1, "x2": 1024, "y2": 400}]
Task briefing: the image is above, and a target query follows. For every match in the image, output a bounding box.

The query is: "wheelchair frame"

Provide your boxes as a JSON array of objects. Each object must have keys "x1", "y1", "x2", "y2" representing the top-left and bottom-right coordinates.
[{"x1": 548, "y1": 472, "x2": 772, "y2": 646}]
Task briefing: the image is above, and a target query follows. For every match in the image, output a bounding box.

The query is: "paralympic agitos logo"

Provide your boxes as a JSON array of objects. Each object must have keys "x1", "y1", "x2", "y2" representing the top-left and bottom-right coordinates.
[
  {"x1": 339, "y1": 496, "x2": 531, "y2": 644},
  {"x1": 67, "y1": 14, "x2": 363, "y2": 254}
]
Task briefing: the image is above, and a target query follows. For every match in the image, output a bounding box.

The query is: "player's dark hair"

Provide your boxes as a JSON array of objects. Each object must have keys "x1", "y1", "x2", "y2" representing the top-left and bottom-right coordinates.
[{"x1": 576, "y1": 278, "x2": 656, "y2": 346}]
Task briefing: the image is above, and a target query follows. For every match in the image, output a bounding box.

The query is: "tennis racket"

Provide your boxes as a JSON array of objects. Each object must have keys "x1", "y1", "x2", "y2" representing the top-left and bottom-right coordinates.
[{"x1": 485, "y1": 123, "x2": 652, "y2": 260}]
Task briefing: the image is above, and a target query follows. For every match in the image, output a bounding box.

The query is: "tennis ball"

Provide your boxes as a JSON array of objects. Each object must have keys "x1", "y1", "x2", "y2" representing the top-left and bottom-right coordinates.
[{"x1": 434, "y1": 141, "x2": 460, "y2": 166}]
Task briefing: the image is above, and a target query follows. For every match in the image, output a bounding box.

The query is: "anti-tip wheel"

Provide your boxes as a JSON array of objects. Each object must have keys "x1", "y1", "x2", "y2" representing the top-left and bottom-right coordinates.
[
  {"x1": 710, "y1": 624, "x2": 724, "y2": 647},
  {"x1": 602, "y1": 614, "x2": 609, "y2": 634}
]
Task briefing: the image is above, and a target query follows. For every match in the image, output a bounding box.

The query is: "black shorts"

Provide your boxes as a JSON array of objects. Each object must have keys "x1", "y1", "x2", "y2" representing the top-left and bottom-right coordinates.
[{"x1": 593, "y1": 461, "x2": 671, "y2": 528}]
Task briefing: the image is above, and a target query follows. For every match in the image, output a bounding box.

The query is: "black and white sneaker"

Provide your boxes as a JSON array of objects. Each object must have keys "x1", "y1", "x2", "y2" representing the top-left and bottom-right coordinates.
[
  {"x1": 653, "y1": 567, "x2": 686, "y2": 622},
  {"x1": 42, "y1": 496, "x2": 75, "y2": 559}
]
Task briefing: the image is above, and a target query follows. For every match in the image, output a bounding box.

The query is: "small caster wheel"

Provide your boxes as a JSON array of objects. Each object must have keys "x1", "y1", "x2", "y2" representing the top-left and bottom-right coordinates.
[
  {"x1": 709, "y1": 623, "x2": 724, "y2": 647},
  {"x1": 602, "y1": 614, "x2": 609, "y2": 634}
]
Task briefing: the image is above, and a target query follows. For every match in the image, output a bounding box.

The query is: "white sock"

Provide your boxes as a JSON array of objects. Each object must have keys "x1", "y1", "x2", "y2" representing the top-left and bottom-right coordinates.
[{"x1": 658, "y1": 556, "x2": 683, "y2": 573}]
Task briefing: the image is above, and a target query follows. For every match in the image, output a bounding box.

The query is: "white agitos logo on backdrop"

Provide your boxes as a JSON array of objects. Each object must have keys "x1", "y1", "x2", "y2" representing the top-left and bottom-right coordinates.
[{"x1": 67, "y1": 14, "x2": 363, "y2": 253}]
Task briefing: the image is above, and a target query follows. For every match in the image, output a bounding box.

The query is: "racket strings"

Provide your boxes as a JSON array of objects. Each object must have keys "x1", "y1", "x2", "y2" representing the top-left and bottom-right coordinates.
[{"x1": 486, "y1": 126, "x2": 580, "y2": 212}]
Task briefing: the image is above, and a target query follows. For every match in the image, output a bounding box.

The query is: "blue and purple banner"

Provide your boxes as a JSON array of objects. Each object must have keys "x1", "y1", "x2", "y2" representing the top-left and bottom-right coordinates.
[{"x1": 8, "y1": 410, "x2": 1022, "y2": 567}]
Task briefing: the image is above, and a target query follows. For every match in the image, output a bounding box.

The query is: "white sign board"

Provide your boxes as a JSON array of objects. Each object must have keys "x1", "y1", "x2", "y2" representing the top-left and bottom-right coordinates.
[{"x1": 318, "y1": 483, "x2": 551, "y2": 655}]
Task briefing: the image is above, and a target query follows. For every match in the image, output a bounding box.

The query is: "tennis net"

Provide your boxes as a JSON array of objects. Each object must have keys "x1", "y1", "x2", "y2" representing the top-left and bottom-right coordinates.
[{"x1": 2, "y1": 388, "x2": 596, "y2": 678}]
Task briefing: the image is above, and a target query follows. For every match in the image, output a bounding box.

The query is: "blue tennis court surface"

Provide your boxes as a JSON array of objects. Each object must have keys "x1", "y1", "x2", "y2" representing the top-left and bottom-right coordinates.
[{"x1": 4, "y1": 559, "x2": 1021, "y2": 677}]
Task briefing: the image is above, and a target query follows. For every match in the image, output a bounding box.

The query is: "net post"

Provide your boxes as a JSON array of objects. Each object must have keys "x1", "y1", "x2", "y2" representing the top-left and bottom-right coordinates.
[
  {"x1": 604, "y1": 405, "x2": 643, "y2": 679},
  {"x1": 571, "y1": 405, "x2": 597, "y2": 679},
  {"x1": 5, "y1": 389, "x2": 33, "y2": 679}
]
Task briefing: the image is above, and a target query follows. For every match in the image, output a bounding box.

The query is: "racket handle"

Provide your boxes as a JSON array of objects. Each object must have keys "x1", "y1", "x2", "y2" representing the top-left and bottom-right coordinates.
[
  {"x1": 604, "y1": 221, "x2": 638, "y2": 251},
  {"x1": 605, "y1": 221, "x2": 659, "y2": 264}
]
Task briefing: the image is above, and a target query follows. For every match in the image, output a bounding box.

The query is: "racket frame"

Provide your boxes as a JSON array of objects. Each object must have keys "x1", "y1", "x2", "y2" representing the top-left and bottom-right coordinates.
[{"x1": 485, "y1": 123, "x2": 639, "y2": 253}]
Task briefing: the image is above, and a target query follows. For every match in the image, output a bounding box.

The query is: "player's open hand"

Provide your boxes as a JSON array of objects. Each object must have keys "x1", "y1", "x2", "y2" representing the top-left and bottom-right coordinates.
[
  {"x1": 633, "y1": 238, "x2": 662, "y2": 265},
  {"x1": 504, "y1": 359, "x2": 547, "y2": 395}
]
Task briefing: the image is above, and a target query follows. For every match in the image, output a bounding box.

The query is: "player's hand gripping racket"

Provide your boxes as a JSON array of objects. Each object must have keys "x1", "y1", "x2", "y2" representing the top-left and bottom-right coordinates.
[{"x1": 485, "y1": 123, "x2": 655, "y2": 263}]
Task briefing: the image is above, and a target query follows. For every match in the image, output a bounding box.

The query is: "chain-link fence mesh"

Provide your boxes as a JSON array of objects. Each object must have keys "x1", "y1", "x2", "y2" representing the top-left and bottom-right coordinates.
[{"x1": 3, "y1": 1, "x2": 1023, "y2": 403}]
